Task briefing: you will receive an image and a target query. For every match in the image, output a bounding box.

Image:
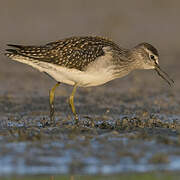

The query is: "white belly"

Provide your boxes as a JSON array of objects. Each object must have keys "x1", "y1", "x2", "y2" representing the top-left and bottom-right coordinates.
[
  {"x1": 46, "y1": 64, "x2": 116, "y2": 87},
  {"x1": 9, "y1": 54, "x2": 116, "y2": 87}
]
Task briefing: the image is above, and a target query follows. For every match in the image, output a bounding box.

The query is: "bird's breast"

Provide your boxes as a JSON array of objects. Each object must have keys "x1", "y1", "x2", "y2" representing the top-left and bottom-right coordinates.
[
  {"x1": 43, "y1": 54, "x2": 117, "y2": 87},
  {"x1": 46, "y1": 63, "x2": 116, "y2": 87}
]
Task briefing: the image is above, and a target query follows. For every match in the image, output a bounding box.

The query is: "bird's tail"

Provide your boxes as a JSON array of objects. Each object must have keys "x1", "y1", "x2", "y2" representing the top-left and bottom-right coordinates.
[
  {"x1": 5, "y1": 44, "x2": 54, "y2": 64},
  {"x1": 5, "y1": 44, "x2": 22, "y2": 58}
]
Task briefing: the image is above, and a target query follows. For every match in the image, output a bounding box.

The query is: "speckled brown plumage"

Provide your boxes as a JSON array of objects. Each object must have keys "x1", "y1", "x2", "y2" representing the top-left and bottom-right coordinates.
[{"x1": 6, "y1": 36, "x2": 124, "y2": 71}]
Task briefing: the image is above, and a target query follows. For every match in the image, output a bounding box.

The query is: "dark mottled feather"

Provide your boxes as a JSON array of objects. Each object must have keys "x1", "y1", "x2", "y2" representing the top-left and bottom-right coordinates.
[{"x1": 5, "y1": 36, "x2": 123, "y2": 71}]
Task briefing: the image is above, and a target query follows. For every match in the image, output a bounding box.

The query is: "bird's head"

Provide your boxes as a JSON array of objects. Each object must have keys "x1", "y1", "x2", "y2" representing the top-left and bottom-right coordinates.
[{"x1": 132, "y1": 42, "x2": 174, "y2": 86}]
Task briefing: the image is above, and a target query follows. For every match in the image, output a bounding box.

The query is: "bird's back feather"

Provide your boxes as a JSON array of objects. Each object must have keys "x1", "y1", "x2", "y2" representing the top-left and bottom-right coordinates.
[{"x1": 5, "y1": 36, "x2": 125, "y2": 71}]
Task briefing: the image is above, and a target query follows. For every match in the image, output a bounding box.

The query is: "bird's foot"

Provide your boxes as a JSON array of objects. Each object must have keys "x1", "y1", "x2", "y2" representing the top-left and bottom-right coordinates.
[{"x1": 74, "y1": 114, "x2": 79, "y2": 125}]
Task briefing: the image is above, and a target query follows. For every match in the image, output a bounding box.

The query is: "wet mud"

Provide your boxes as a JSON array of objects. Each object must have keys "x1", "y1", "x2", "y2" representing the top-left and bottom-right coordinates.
[{"x1": 0, "y1": 76, "x2": 179, "y2": 175}]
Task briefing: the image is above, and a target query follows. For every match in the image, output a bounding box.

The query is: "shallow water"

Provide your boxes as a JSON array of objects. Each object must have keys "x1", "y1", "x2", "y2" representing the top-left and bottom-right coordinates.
[{"x1": 0, "y1": 96, "x2": 180, "y2": 175}]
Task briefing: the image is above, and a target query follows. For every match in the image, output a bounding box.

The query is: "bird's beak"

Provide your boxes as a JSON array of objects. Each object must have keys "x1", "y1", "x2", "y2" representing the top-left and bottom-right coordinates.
[{"x1": 155, "y1": 63, "x2": 174, "y2": 87}]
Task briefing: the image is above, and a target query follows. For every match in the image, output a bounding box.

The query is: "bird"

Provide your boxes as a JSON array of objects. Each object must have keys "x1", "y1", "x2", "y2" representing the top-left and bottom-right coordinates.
[{"x1": 5, "y1": 36, "x2": 174, "y2": 123}]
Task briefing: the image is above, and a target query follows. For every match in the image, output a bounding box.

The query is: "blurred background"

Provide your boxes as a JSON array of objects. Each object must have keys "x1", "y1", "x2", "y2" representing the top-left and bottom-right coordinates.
[
  {"x1": 0, "y1": 0, "x2": 180, "y2": 179},
  {"x1": 0, "y1": 0, "x2": 179, "y2": 97}
]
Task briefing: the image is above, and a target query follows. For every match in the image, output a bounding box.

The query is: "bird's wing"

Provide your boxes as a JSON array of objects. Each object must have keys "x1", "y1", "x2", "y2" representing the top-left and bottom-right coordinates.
[{"x1": 5, "y1": 36, "x2": 125, "y2": 71}]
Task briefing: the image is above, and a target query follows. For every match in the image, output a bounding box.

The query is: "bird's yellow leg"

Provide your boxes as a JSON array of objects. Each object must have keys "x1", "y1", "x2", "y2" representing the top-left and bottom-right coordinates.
[
  {"x1": 49, "y1": 82, "x2": 60, "y2": 121},
  {"x1": 69, "y1": 84, "x2": 78, "y2": 122}
]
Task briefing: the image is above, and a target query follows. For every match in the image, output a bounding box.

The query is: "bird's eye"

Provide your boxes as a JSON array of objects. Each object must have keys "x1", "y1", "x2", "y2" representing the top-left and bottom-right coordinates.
[{"x1": 150, "y1": 55, "x2": 155, "y2": 60}]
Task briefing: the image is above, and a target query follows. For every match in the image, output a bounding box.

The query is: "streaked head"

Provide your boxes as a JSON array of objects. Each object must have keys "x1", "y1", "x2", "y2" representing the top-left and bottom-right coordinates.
[
  {"x1": 132, "y1": 42, "x2": 174, "y2": 86},
  {"x1": 133, "y1": 42, "x2": 159, "y2": 69}
]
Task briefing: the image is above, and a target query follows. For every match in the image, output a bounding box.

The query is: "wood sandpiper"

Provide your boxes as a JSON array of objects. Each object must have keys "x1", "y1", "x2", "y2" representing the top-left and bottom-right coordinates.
[{"x1": 5, "y1": 36, "x2": 174, "y2": 123}]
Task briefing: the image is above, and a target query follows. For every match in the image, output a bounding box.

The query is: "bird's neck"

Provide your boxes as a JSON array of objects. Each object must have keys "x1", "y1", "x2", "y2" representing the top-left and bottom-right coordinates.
[
  {"x1": 112, "y1": 51, "x2": 141, "y2": 78},
  {"x1": 128, "y1": 48, "x2": 147, "y2": 69}
]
